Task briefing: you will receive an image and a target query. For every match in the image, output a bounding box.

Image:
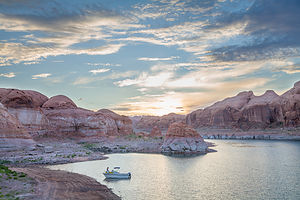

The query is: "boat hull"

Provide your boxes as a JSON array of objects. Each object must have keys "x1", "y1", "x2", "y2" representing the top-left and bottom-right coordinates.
[{"x1": 103, "y1": 173, "x2": 131, "y2": 179}]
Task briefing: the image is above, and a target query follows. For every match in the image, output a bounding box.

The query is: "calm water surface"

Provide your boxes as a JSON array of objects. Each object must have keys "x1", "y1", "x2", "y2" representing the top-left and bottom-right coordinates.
[{"x1": 49, "y1": 140, "x2": 300, "y2": 200}]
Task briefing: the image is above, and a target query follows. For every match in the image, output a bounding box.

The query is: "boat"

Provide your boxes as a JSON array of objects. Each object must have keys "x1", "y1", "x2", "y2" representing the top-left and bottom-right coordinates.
[{"x1": 103, "y1": 167, "x2": 131, "y2": 179}]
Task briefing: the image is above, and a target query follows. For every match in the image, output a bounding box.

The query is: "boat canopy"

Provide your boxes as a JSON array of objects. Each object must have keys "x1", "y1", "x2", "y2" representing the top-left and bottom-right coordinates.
[{"x1": 114, "y1": 167, "x2": 120, "y2": 169}]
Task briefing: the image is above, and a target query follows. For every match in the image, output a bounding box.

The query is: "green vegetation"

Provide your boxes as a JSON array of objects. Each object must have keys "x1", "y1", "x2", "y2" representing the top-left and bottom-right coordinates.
[
  {"x1": 0, "y1": 164, "x2": 29, "y2": 200},
  {"x1": 119, "y1": 145, "x2": 127, "y2": 150},
  {"x1": 82, "y1": 143, "x2": 97, "y2": 150},
  {"x1": 125, "y1": 133, "x2": 141, "y2": 140}
]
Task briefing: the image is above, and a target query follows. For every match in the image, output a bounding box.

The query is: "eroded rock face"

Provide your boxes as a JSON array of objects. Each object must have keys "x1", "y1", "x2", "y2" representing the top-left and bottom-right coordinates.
[
  {"x1": 271, "y1": 81, "x2": 300, "y2": 127},
  {"x1": 0, "y1": 103, "x2": 35, "y2": 151},
  {"x1": 97, "y1": 109, "x2": 133, "y2": 135},
  {"x1": 186, "y1": 85, "x2": 299, "y2": 130},
  {"x1": 42, "y1": 108, "x2": 119, "y2": 137},
  {"x1": 0, "y1": 88, "x2": 133, "y2": 138},
  {"x1": 161, "y1": 122, "x2": 207, "y2": 154},
  {"x1": 0, "y1": 88, "x2": 50, "y2": 136}
]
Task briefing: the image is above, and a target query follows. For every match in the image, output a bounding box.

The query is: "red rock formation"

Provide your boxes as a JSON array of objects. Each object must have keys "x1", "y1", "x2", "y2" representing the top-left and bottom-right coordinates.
[
  {"x1": 42, "y1": 107, "x2": 118, "y2": 137},
  {"x1": 131, "y1": 113, "x2": 185, "y2": 132},
  {"x1": 97, "y1": 109, "x2": 133, "y2": 135},
  {"x1": 161, "y1": 122, "x2": 207, "y2": 154},
  {"x1": 165, "y1": 122, "x2": 200, "y2": 138},
  {"x1": 271, "y1": 81, "x2": 300, "y2": 127},
  {"x1": 0, "y1": 88, "x2": 48, "y2": 108},
  {"x1": 0, "y1": 89, "x2": 50, "y2": 136},
  {"x1": 186, "y1": 81, "x2": 300, "y2": 130},
  {"x1": 149, "y1": 126, "x2": 162, "y2": 137},
  {"x1": 42, "y1": 95, "x2": 77, "y2": 109},
  {"x1": 0, "y1": 103, "x2": 29, "y2": 138},
  {"x1": 0, "y1": 103, "x2": 35, "y2": 151},
  {"x1": 0, "y1": 89, "x2": 133, "y2": 137}
]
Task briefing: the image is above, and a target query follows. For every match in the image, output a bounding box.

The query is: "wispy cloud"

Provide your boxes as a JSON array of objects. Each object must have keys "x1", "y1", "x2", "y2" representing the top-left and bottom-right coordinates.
[
  {"x1": 0, "y1": 72, "x2": 15, "y2": 78},
  {"x1": 0, "y1": 1, "x2": 138, "y2": 66},
  {"x1": 138, "y1": 56, "x2": 178, "y2": 61},
  {"x1": 87, "y1": 63, "x2": 121, "y2": 67},
  {"x1": 32, "y1": 73, "x2": 51, "y2": 79},
  {"x1": 275, "y1": 64, "x2": 300, "y2": 74},
  {"x1": 112, "y1": 77, "x2": 271, "y2": 116},
  {"x1": 89, "y1": 68, "x2": 110, "y2": 75}
]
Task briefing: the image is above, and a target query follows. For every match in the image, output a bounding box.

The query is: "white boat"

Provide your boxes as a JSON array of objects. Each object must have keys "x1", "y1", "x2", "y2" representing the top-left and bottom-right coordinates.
[{"x1": 103, "y1": 167, "x2": 131, "y2": 179}]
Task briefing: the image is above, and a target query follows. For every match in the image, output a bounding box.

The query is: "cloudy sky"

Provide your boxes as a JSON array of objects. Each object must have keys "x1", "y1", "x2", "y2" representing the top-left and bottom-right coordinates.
[{"x1": 0, "y1": 0, "x2": 299, "y2": 116}]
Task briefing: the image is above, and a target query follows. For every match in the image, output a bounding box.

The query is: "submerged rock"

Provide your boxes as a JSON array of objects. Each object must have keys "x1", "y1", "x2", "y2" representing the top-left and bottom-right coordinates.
[{"x1": 161, "y1": 122, "x2": 207, "y2": 154}]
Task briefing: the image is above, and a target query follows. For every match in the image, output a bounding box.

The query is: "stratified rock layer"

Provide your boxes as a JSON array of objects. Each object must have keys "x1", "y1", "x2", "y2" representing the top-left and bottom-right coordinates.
[
  {"x1": 161, "y1": 122, "x2": 207, "y2": 154},
  {"x1": 0, "y1": 89, "x2": 133, "y2": 138},
  {"x1": 0, "y1": 103, "x2": 35, "y2": 151}
]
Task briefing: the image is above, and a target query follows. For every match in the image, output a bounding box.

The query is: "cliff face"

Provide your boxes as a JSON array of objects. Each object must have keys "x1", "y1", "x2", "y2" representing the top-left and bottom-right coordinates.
[
  {"x1": 0, "y1": 89, "x2": 50, "y2": 136},
  {"x1": 186, "y1": 81, "x2": 300, "y2": 130},
  {"x1": 0, "y1": 102, "x2": 35, "y2": 151},
  {"x1": 0, "y1": 89, "x2": 133, "y2": 138}
]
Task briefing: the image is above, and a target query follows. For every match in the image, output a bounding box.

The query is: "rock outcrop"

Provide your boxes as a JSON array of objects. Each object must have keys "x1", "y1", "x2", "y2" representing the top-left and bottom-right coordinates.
[
  {"x1": 97, "y1": 109, "x2": 133, "y2": 135},
  {"x1": 131, "y1": 113, "x2": 185, "y2": 133},
  {"x1": 149, "y1": 126, "x2": 162, "y2": 137},
  {"x1": 161, "y1": 122, "x2": 207, "y2": 154},
  {"x1": 0, "y1": 88, "x2": 50, "y2": 136},
  {"x1": 0, "y1": 89, "x2": 133, "y2": 138},
  {"x1": 42, "y1": 95, "x2": 77, "y2": 109},
  {"x1": 42, "y1": 99, "x2": 133, "y2": 137},
  {"x1": 0, "y1": 88, "x2": 48, "y2": 108},
  {"x1": 186, "y1": 81, "x2": 300, "y2": 130},
  {"x1": 270, "y1": 81, "x2": 300, "y2": 127}
]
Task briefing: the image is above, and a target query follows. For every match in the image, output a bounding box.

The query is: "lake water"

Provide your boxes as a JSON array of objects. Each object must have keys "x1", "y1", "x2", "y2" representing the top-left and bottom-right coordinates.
[{"x1": 49, "y1": 140, "x2": 300, "y2": 200}]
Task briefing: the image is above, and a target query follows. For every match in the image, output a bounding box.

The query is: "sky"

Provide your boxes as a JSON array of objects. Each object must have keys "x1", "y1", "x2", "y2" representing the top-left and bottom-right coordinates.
[{"x1": 0, "y1": 0, "x2": 299, "y2": 116}]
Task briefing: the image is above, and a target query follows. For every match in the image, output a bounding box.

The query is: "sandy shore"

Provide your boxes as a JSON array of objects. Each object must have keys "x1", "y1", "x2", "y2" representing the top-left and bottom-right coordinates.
[{"x1": 12, "y1": 166, "x2": 120, "y2": 200}]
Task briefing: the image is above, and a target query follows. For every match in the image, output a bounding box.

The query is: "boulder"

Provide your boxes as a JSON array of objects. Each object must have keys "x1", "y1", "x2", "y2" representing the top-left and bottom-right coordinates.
[{"x1": 161, "y1": 122, "x2": 207, "y2": 154}]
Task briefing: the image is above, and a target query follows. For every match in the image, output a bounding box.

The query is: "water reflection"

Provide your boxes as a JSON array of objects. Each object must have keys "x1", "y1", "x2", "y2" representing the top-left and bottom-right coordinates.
[{"x1": 49, "y1": 140, "x2": 300, "y2": 200}]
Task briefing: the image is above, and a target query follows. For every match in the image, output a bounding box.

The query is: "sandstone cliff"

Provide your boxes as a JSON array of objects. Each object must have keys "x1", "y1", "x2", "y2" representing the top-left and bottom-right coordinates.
[
  {"x1": 0, "y1": 89, "x2": 133, "y2": 138},
  {"x1": 186, "y1": 81, "x2": 300, "y2": 130},
  {"x1": 0, "y1": 102, "x2": 35, "y2": 151}
]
